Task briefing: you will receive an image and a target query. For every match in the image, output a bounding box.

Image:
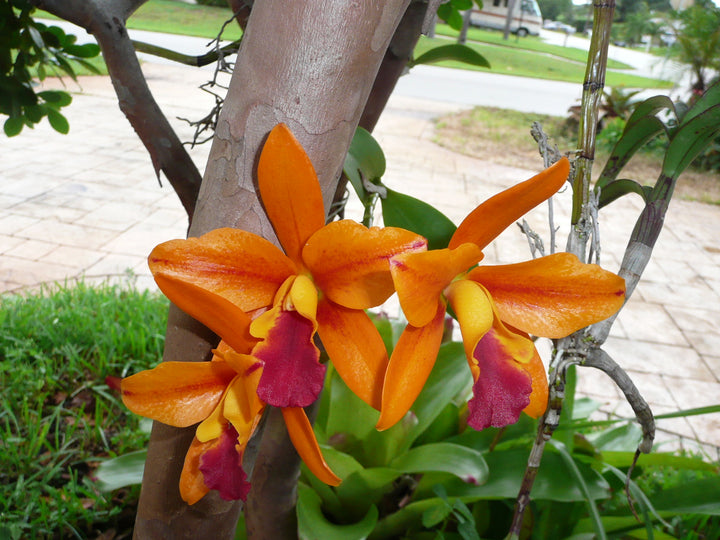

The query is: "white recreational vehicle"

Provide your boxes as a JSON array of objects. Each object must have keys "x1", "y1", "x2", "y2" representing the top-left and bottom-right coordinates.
[{"x1": 469, "y1": 0, "x2": 543, "y2": 37}]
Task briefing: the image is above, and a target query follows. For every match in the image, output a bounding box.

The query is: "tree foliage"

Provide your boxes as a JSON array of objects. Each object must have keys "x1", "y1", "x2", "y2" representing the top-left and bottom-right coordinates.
[
  {"x1": 670, "y1": 0, "x2": 720, "y2": 93},
  {"x1": 0, "y1": 0, "x2": 100, "y2": 136}
]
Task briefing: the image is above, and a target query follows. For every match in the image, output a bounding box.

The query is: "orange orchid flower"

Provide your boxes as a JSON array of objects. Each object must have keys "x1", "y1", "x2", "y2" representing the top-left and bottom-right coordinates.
[
  {"x1": 121, "y1": 341, "x2": 340, "y2": 504},
  {"x1": 147, "y1": 124, "x2": 425, "y2": 411},
  {"x1": 378, "y1": 157, "x2": 626, "y2": 431}
]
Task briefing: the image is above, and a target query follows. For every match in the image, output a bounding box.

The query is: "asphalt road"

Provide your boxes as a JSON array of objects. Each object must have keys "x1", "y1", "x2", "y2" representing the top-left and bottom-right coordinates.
[{"x1": 44, "y1": 20, "x2": 687, "y2": 117}]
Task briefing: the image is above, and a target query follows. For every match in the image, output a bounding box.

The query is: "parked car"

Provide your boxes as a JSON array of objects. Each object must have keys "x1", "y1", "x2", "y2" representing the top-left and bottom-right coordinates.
[
  {"x1": 469, "y1": 0, "x2": 543, "y2": 37},
  {"x1": 543, "y1": 20, "x2": 576, "y2": 33}
]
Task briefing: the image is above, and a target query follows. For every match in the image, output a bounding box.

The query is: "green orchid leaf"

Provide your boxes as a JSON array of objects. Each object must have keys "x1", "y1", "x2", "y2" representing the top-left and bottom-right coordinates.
[
  {"x1": 596, "y1": 116, "x2": 667, "y2": 190},
  {"x1": 335, "y1": 467, "x2": 401, "y2": 518},
  {"x1": 297, "y1": 483, "x2": 379, "y2": 540},
  {"x1": 680, "y1": 78, "x2": 720, "y2": 125},
  {"x1": 600, "y1": 450, "x2": 717, "y2": 471},
  {"x1": 94, "y1": 450, "x2": 146, "y2": 491},
  {"x1": 343, "y1": 127, "x2": 386, "y2": 203},
  {"x1": 650, "y1": 477, "x2": 720, "y2": 515},
  {"x1": 404, "y1": 341, "x2": 470, "y2": 448},
  {"x1": 410, "y1": 44, "x2": 490, "y2": 69},
  {"x1": 597, "y1": 178, "x2": 652, "y2": 209},
  {"x1": 624, "y1": 94, "x2": 675, "y2": 131},
  {"x1": 390, "y1": 442, "x2": 488, "y2": 484},
  {"x1": 660, "y1": 102, "x2": 720, "y2": 183},
  {"x1": 585, "y1": 422, "x2": 643, "y2": 452},
  {"x1": 381, "y1": 189, "x2": 457, "y2": 250},
  {"x1": 421, "y1": 501, "x2": 453, "y2": 528},
  {"x1": 323, "y1": 369, "x2": 379, "y2": 446}
]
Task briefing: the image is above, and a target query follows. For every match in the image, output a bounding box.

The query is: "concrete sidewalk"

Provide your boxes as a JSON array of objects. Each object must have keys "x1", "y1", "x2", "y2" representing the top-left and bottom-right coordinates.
[{"x1": 1, "y1": 62, "x2": 719, "y2": 456}]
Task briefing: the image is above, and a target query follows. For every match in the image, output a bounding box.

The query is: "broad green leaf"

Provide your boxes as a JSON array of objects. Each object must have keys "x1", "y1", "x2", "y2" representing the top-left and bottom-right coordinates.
[
  {"x1": 381, "y1": 189, "x2": 457, "y2": 250},
  {"x1": 595, "y1": 116, "x2": 666, "y2": 191},
  {"x1": 24, "y1": 104, "x2": 45, "y2": 123},
  {"x1": 320, "y1": 446, "x2": 365, "y2": 480},
  {"x1": 4, "y1": 116, "x2": 24, "y2": 137},
  {"x1": 46, "y1": 108, "x2": 69, "y2": 134},
  {"x1": 624, "y1": 95, "x2": 674, "y2": 131},
  {"x1": 410, "y1": 44, "x2": 490, "y2": 69},
  {"x1": 335, "y1": 467, "x2": 400, "y2": 517},
  {"x1": 452, "y1": 0, "x2": 474, "y2": 9},
  {"x1": 297, "y1": 483, "x2": 378, "y2": 540},
  {"x1": 343, "y1": 127, "x2": 386, "y2": 203},
  {"x1": 95, "y1": 450, "x2": 146, "y2": 491},
  {"x1": 422, "y1": 501, "x2": 453, "y2": 528},
  {"x1": 442, "y1": 446, "x2": 610, "y2": 502},
  {"x1": 573, "y1": 516, "x2": 674, "y2": 538},
  {"x1": 403, "y1": 341, "x2": 470, "y2": 448},
  {"x1": 585, "y1": 422, "x2": 642, "y2": 452},
  {"x1": 600, "y1": 450, "x2": 717, "y2": 471},
  {"x1": 323, "y1": 369, "x2": 379, "y2": 445},
  {"x1": 390, "y1": 442, "x2": 488, "y2": 484},
  {"x1": 660, "y1": 102, "x2": 720, "y2": 183},
  {"x1": 38, "y1": 90, "x2": 72, "y2": 107},
  {"x1": 650, "y1": 477, "x2": 720, "y2": 515},
  {"x1": 65, "y1": 43, "x2": 101, "y2": 58},
  {"x1": 437, "y1": 4, "x2": 464, "y2": 30},
  {"x1": 680, "y1": 78, "x2": 720, "y2": 125},
  {"x1": 597, "y1": 178, "x2": 652, "y2": 209}
]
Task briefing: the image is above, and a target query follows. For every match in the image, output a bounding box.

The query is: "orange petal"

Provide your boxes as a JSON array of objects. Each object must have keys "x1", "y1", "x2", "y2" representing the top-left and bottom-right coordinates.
[
  {"x1": 149, "y1": 228, "x2": 295, "y2": 313},
  {"x1": 258, "y1": 124, "x2": 325, "y2": 265},
  {"x1": 121, "y1": 362, "x2": 237, "y2": 427},
  {"x1": 376, "y1": 301, "x2": 446, "y2": 431},
  {"x1": 303, "y1": 220, "x2": 427, "y2": 309},
  {"x1": 153, "y1": 275, "x2": 257, "y2": 354},
  {"x1": 390, "y1": 243, "x2": 483, "y2": 327},
  {"x1": 522, "y1": 349, "x2": 548, "y2": 419},
  {"x1": 467, "y1": 252, "x2": 625, "y2": 339},
  {"x1": 222, "y1": 368, "x2": 265, "y2": 446},
  {"x1": 282, "y1": 407, "x2": 341, "y2": 486},
  {"x1": 180, "y1": 436, "x2": 211, "y2": 505},
  {"x1": 316, "y1": 298, "x2": 388, "y2": 410},
  {"x1": 450, "y1": 157, "x2": 569, "y2": 250}
]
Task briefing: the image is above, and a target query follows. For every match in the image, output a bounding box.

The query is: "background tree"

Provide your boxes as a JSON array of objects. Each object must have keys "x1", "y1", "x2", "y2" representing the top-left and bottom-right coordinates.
[
  {"x1": 670, "y1": 0, "x2": 720, "y2": 93},
  {"x1": 537, "y1": 0, "x2": 572, "y2": 22}
]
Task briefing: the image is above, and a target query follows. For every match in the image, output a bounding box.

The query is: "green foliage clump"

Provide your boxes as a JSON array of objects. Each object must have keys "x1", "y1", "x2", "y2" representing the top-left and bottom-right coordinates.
[
  {"x1": 0, "y1": 0, "x2": 101, "y2": 137},
  {"x1": 0, "y1": 283, "x2": 168, "y2": 539}
]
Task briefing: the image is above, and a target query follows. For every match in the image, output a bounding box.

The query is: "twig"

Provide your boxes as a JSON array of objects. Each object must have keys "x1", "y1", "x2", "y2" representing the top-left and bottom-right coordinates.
[{"x1": 516, "y1": 219, "x2": 545, "y2": 258}]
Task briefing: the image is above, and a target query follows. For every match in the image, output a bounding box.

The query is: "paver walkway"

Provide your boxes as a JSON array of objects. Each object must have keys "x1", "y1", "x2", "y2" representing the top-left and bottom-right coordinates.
[{"x1": 2, "y1": 62, "x2": 719, "y2": 456}]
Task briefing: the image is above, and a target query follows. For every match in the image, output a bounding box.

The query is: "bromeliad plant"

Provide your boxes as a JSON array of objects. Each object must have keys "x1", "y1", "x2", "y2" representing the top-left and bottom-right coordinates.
[{"x1": 121, "y1": 123, "x2": 627, "y2": 508}]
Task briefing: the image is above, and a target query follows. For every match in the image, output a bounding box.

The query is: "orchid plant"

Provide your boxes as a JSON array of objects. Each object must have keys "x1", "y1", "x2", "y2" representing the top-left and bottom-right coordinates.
[{"x1": 120, "y1": 123, "x2": 626, "y2": 507}]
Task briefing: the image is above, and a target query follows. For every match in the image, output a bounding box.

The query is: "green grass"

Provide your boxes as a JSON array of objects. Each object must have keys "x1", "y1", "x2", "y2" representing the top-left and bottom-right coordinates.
[
  {"x1": 434, "y1": 23, "x2": 633, "y2": 70},
  {"x1": 415, "y1": 35, "x2": 673, "y2": 89},
  {"x1": 129, "y1": 0, "x2": 242, "y2": 41},
  {"x1": 0, "y1": 282, "x2": 168, "y2": 539}
]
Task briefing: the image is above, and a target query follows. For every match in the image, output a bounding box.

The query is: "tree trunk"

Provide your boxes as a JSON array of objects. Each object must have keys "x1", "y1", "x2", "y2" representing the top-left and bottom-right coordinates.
[{"x1": 134, "y1": 1, "x2": 411, "y2": 537}]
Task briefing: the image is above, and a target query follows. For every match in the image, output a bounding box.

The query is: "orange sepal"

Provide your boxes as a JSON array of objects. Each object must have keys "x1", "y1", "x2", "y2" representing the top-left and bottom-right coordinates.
[
  {"x1": 153, "y1": 275, "x2": 258, "y2": 354},
  {"x1": 316, "y1": 298, "x2": 388, "y2": 410},
  {"x1": 390, "y1": 243, "x2": 483, "y2": 328},
  {"x1": 258, "y1": 124, "x2": 325, "y2": 265},
  {"x1": 467, "y1": 252, "x2": 625, "y2": 339},
  {"x1": 121, "y1": 361, "x2": 237, "y2": 427},
  {"x1": 282, "y1": 407, "x2": 341, "y2": 486},
  {"x1": 303, "y1": 220, "x2": 427, "y2": 309},
  {"x1": 376, "y1": 301, "x2": 446, "y2": 431},
  {"x1": 450, "y1": 157, "x2": 569, "y2": 250},
  {"x1": 179, "y1": 436, "x2": 212, "y2": 505},
  {"x1": 149, "y1": 228, "x2": 295, "y2": 314}
]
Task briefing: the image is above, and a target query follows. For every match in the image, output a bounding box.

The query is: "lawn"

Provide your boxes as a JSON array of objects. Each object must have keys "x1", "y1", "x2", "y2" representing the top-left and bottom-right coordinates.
[
  {"x1": 0, "y1": 283, "x2": 168, "y2": 538},
  {"x1": 36, "y1": 1, "x2": 671, "y2": 88}
]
